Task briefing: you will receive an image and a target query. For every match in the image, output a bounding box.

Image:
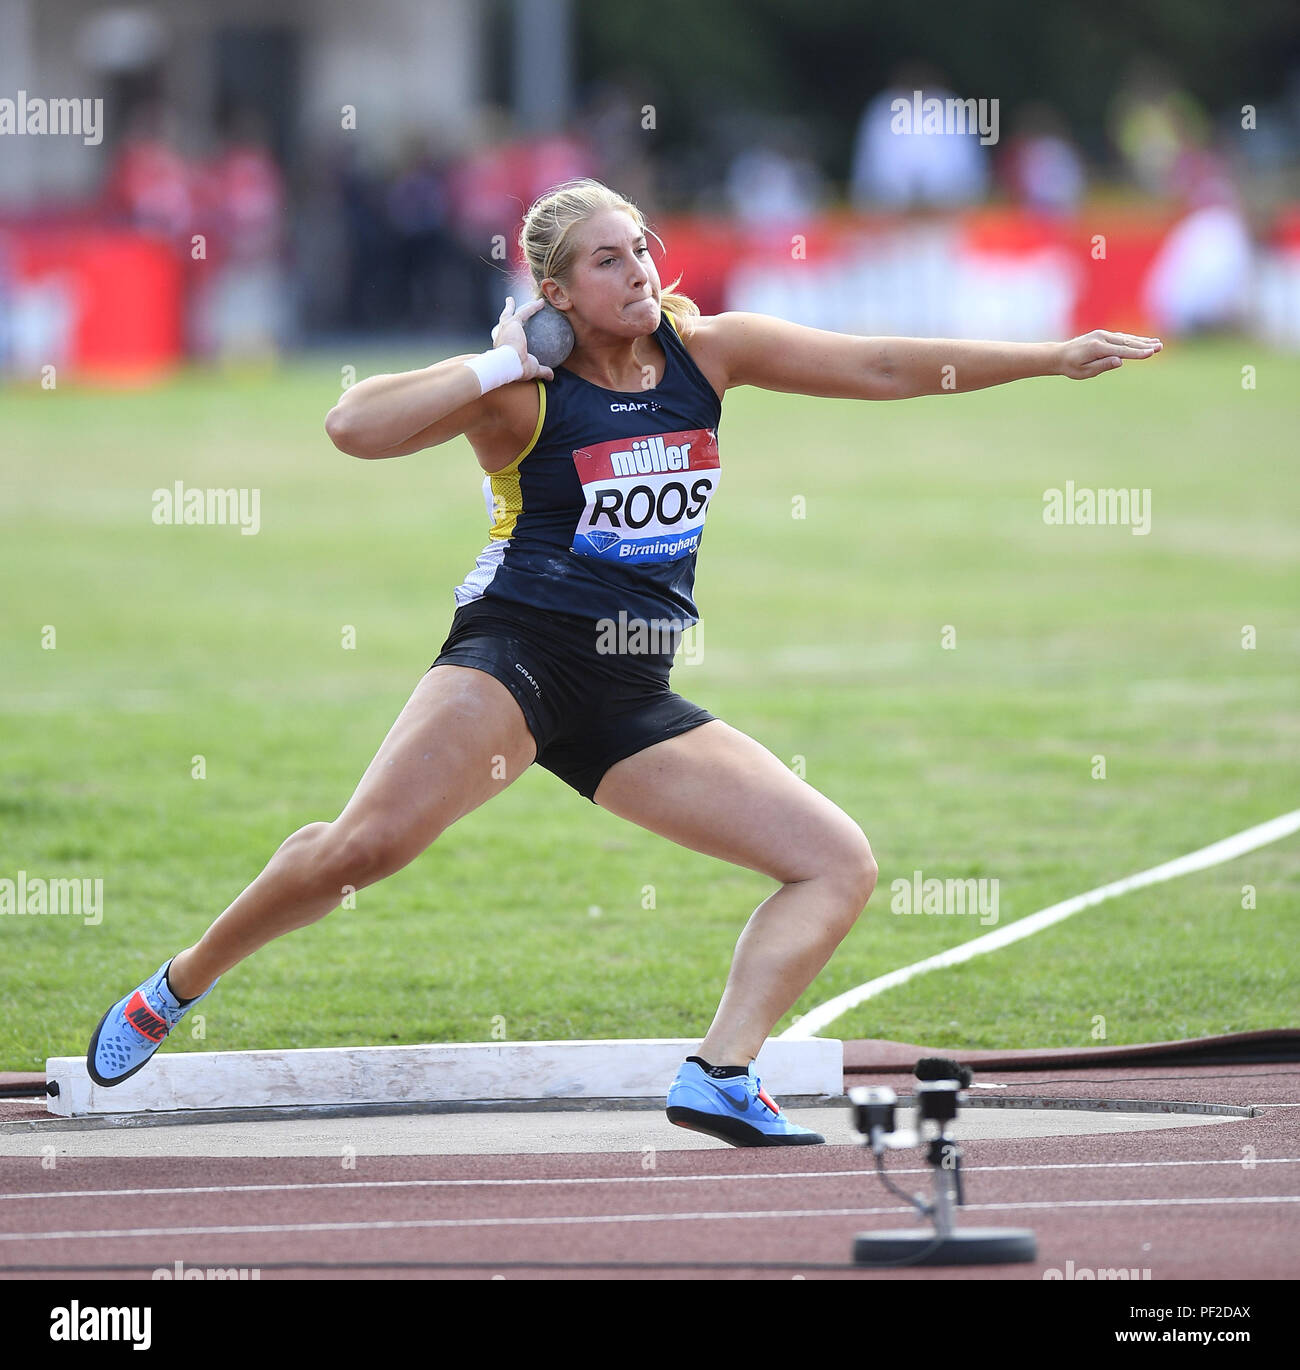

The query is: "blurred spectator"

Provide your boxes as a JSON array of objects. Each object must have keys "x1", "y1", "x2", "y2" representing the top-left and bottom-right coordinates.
[
  {"x1": 386, "y1": 133, "x2": 458, "y2": 330},
  {"x1": 0, "y1": 231, "x2": 17, "y2": 374},
  {"x1": 850, "y1": 60, "x2": 990, "y2": 210},
  {"x1": 287, "y1": 138, "x2": 351, "y2": 334},
  {"x1": 997, "y1": 102, "x2": 1086, "y2": 215},
  {"x1": 197, "y1": 108, "x2": 286, "y2": 265},
  {"x1": 1107, "y1": 58, "x2": 1211, "y2": 198},
  {"x1": 1223, "y1": 70, "x2": 1295, "y2": 178},
  {"x1": 725, "y1": 132, "x2": 829, "y2": 227},
  {"x1": 337, "y1": 139, "x2": 399, "y2": 330},
  {"x1": 518, "y1": 127, "x2": 595, "y2": 207},
  {"x1": 579, "y1": 74, "x2": 659, "y2": 208},
  {"x1": 101, "y1": 99, "x2": 195, "y2": 239},
  {"x1": 1105, "y1": 60, "x2": 1255, "y2": 334},
  {"x1": 444, "y1": 110, "x2": 527, "y2": 329},
  {"x1": 445, "y1": 112, "x2": 597, "y2": 329},
  {"x1": 190, "y1": 107, "x2": 289, "y2": 362},
  {"x1": 1143, "y1": 134, "x2": 1253, "y2": 334}
]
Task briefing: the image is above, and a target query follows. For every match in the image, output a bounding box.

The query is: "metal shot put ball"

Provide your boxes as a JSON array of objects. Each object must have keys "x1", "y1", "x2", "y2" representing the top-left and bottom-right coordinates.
[{"x1": 522, "y1": 301, "x2": 575, "y2": 369}]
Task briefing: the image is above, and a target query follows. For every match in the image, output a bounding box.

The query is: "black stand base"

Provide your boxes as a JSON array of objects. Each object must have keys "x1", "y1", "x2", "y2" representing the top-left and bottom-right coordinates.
[{"x1": 853, "y1": 1227, "x2": 1038, "y2": 1266}]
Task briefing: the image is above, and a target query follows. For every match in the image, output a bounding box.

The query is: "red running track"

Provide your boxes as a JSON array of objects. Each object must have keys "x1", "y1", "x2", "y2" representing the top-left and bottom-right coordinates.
[{"x1": 0, "y1": 1065, "x2": 1296, "y2": 1281}]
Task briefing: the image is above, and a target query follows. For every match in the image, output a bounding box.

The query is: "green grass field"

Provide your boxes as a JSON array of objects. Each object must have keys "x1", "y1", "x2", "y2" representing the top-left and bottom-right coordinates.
[{"x1": 2, "y1": 339, "x2": 1297, "y2": 1071}]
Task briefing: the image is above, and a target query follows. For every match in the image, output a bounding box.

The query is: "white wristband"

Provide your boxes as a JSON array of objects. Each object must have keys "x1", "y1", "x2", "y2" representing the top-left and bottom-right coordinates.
[{"x1": 464, "y1": 345, "x2": 524, "y2": 395}]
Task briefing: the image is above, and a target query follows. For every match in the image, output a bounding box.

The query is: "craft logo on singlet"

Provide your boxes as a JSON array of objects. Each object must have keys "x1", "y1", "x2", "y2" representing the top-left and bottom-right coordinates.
[{"x1": 570, "y1": 428, "x2": 720, "y2": 563}]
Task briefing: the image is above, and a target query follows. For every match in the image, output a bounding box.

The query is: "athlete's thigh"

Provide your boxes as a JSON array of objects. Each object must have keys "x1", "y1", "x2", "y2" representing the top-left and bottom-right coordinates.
[
  {"x1": 592, "y1": 718, "x2": 871, "y2": 882},
  {"x1": 335, "y1": 664, "x2": 538, "y2": 844}
]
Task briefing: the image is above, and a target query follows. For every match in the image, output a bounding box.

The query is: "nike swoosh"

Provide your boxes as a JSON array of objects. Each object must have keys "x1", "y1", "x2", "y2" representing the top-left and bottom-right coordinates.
[{"x1": 712, "y1": 1085, "x2": 752, "y2": 1114}]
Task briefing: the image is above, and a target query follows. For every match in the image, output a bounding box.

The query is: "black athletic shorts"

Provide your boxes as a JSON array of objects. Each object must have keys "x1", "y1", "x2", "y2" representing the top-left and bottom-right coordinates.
[{"x1": 429, "y1": 597, "x2": 716, "y2": 803}]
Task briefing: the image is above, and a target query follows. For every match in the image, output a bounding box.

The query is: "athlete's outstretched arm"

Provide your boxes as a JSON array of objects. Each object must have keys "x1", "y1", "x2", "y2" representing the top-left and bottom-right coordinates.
[{"x1": 702, "y1": 312, "x2": 1162, "y2": 401}]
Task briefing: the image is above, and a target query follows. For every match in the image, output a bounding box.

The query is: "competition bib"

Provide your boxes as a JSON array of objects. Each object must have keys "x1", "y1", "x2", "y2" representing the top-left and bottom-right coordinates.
[{"x1": 570, "y1": 427, "x2": 720, "y2": 564}]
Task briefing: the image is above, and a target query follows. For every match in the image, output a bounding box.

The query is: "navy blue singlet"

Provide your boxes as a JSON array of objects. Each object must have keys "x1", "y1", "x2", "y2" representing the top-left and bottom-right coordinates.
[{"x1": 453, "y1": 312, "x2": 723, "y2": 627}]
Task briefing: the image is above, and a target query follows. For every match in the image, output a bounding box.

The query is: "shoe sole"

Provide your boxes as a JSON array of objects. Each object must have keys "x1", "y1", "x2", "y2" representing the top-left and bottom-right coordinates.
[
  {"x1": 666, "y1": 1105, "x2": 825, "y2": 1147},
  {"x1": 85, "y1": 1000, "x2": 163, "y2": 1088}
]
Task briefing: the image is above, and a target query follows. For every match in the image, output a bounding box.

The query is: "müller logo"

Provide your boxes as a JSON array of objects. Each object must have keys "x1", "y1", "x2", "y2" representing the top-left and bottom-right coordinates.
[
  {"x1": 0, "y1": 90, "x2": 103, "y2": 145},
  {"x1": 610, "y1": 435, "x2": 694, "y2": 476}
]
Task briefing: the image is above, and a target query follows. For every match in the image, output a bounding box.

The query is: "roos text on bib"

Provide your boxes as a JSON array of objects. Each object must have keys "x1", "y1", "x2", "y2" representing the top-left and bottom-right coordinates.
[{"x1": 570, "y1": 428, "x2": 720, "y2": 563}]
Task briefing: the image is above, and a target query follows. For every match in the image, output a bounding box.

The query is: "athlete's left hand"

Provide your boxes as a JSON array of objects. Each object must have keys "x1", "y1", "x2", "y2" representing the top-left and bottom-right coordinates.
[
  {"x1": 491, "y1": 296, "x2": 556, "y2": 382},
  {"x1": 1057, "y1": 330, "x2": 1163, "y2": 380}
]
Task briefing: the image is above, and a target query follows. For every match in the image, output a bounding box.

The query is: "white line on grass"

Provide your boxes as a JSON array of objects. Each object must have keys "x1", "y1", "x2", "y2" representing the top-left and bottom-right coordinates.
[
  {"x1": 4, "y1": 1195, "x2": 1297, "y2": 1242},
  {"x1": 2, "y1": 1157, "x2": 1297, "y2": 1204},
  {"x1": 781, "y1": 807, "x2": 1300, "y2": 1040}
]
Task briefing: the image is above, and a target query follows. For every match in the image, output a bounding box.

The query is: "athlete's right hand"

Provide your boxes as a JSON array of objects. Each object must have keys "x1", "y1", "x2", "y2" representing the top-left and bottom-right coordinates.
[{"x1": 491, "y1": 296, "x2": 555, "y2": 382}]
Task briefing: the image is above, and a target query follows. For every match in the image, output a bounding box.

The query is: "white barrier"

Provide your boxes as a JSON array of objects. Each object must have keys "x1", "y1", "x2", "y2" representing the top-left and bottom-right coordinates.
[{"x1": 45, "y1": 1036, "x2": 844, "y2": 1118}]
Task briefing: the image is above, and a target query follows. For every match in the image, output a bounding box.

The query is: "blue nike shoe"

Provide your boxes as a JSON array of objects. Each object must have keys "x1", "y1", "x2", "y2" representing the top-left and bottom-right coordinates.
[
  {"x1": 666, "y1": 1060, "x2": 825, "y2": 1146},
  {"x1": 86, "y1": 959, "x2": 218, "y2": 1087}
]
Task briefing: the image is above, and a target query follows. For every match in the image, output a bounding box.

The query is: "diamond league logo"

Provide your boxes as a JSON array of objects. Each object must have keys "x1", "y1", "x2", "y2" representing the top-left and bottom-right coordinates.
[{"x1": 582, "y1": 530, "x2": 621, "y2": 553}]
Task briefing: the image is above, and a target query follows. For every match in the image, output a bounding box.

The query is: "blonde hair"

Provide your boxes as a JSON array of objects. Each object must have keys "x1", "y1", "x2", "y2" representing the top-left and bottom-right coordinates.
[{"x1": 518, "y1": 177, "x2": 700, "y2": 340}]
